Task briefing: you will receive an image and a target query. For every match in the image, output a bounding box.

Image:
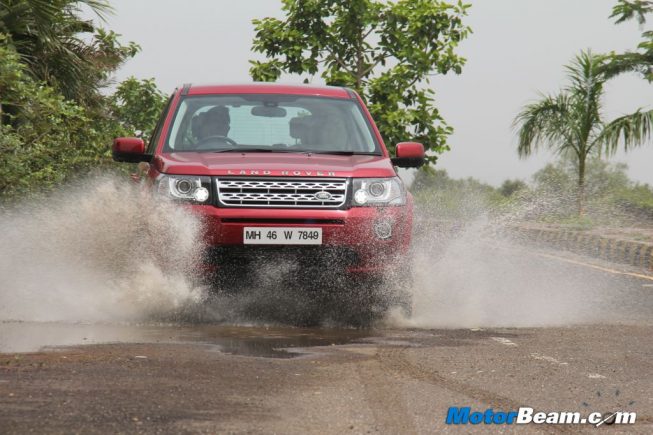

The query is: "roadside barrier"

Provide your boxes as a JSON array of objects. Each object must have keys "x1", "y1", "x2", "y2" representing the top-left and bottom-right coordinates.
[
  {"x1": 412, "y1": 217, "x2": 653, "y2": 272},
  {"x1": 510, "y1": 226, "x2": 653, "y2": 272}
]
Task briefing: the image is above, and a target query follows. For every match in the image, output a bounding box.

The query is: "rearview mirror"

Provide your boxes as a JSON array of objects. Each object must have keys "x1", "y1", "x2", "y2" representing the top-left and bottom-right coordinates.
[
  {"x1": 112, "y1": 137, "x2": 150, "y2": 163},
  {"x1": 391, "y1": 142, "x2": 425, "y2": 168},
  {"x1": 251, "y1": 106, "x2": 287, "y2": 118}
]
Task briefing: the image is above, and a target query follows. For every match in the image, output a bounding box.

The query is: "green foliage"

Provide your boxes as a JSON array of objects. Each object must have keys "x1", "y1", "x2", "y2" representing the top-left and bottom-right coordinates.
[
  {"x1": 531, "y1": 158, "x2": 653, "y2": 223},
  {"x1": 499, "y1": 179, "x2": 527, "y2": 198},
  {"x1": 411, "y1": 168, "x2": 509, "y2": 219},
  {"x1": 0, "y1": 41, "x2": 122, "y2": 199},
  {"x1": 611, "y1": 0, "x2": 653, "y2": 24},
  {"x1": 0, "y1": 27, "x2": 164, "y2": 201},
  {"x1": 615, "y1": 183, "x2": 653, "y2": 218},
  {"x1": 0, "y1": 0, "x2": 140, "y2": 105},
  {"x1": 604, "y1": 1, "x2": 653, "y2": 81},
  {"x1": 411, "y1": 158, "x2": 653, "y2": 225},
  {"x1": 600, "y1": 107, "x2": 653, "y2": 152},
  {"x1": 514, "y1": 50, "x2": 653, "y2": 216},
  {"x1": 249, "y1": 0, "x2": 471, "y2": 164},
  {"x1": 110, "y1": 77, "x2": 167, "y2": 142}
]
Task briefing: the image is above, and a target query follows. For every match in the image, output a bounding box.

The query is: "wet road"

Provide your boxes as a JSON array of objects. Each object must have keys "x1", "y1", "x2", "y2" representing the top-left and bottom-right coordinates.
[{"x1": 1, "y1": 248, "x2": 653, "y2": 433}]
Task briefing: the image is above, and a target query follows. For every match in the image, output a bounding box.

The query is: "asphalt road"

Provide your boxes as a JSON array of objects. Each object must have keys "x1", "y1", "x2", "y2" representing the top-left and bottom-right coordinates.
[{"x1": 1, "y1": 245, "x2": 652, "y2": 434}]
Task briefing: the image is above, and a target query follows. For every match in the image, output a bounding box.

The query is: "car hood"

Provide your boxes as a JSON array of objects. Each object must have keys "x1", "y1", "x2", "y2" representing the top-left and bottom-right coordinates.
[{"x1": 155, "y1": 152, "x2": 396, "y2": 178}]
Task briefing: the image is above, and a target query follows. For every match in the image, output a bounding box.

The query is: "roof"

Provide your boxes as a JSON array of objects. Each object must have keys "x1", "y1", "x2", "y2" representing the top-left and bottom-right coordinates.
[{"x1": 185, "y1": 82, "x2": 352, "y2": 98}]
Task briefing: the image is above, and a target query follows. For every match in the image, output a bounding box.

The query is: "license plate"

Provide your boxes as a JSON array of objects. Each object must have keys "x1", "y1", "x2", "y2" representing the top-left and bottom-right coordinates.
[{"x1": 243, "y1": 227, "x2": 322, "y2": 245}]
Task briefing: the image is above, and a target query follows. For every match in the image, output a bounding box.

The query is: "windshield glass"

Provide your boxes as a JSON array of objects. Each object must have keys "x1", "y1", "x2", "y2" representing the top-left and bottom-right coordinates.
[{"x1": 164, "y1": 94, "x2": 380, "y2": 154}]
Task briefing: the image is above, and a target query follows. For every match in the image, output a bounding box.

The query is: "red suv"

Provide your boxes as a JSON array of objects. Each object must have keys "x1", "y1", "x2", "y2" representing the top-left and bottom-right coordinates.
[{"x1": 113, "y1": 83, "x2": 424, "y2": 294}]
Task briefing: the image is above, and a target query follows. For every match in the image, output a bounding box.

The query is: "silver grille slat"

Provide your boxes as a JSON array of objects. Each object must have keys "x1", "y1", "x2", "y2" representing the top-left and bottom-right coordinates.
[{"x1": 216, "y1": 177, "x2": 348, "y2": 208}]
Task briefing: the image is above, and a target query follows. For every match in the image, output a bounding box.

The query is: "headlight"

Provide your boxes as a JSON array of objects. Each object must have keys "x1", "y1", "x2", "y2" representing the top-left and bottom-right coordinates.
[
  {"x1": 156, "y1": 174, "x2": 212, "y2": 203},
  {"x1": 352, "y1": 177, "x2": 406, "y2": 206}
]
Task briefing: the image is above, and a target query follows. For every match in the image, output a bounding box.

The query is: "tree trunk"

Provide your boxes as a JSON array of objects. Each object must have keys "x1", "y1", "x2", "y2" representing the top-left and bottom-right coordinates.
[{"x1": 577, "y1": 156, "x2": 586, "y2": 217}]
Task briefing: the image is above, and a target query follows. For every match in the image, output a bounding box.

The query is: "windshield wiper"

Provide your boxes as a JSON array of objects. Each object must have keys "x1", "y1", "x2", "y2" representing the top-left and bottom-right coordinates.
[
  {"x1": 211, "y1": 148, "x2": 377, "y2": 155},
  {"x1": 212, "y1": 148, "x2": 291, "y2": 153},
  {"x1": 302, "y1": 151, "x2": 378, "y2": 155}
]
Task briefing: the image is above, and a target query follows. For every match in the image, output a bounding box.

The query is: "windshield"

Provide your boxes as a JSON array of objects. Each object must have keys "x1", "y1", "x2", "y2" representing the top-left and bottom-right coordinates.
[{"x1": 164, "y1": 94, "x2": 380, "y2": 154}]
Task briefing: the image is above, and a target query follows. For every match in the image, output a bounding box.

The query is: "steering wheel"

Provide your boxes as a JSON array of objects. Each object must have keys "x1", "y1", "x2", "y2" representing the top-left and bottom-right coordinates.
[{"x1": 194, "y1": 135, "x2": 237, "y2": 150}]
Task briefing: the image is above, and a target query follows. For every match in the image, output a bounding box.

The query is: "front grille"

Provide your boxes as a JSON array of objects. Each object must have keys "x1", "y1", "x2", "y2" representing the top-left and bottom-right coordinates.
[{"x1": 216, "y1": 177, "x2": 348, "y2": 208}]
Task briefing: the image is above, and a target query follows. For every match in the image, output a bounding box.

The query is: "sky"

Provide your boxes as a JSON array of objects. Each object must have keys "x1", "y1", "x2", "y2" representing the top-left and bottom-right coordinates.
[{"x1": 99, "y1": 0, "x2": 653, "y2": 186}]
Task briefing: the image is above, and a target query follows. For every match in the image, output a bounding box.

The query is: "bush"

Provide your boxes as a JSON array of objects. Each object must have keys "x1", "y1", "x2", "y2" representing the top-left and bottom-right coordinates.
[
  {"x1": 530, "y1": 157, "x2": 653, "y2": 225},
  {"x1": 411, "y1": 168, "x2": 513, "y2": 219},
  {"x1": 1, "y1": 36, "x2": 165, "y2": 201},
  {"x1": 0, "y1": 41, "x2": 124, "y2": 199}
]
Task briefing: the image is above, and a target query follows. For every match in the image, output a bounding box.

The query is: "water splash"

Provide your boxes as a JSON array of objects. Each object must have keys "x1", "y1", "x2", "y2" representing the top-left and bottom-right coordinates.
[
  {"x1": 0, "y1": 176, "x2": 206, "y2": 322},
  {"x1": 1, "y1": 176, "x2": 643, "y2": 328},
  {"x1": 389, "y1": 203, "x2": 645, "y2": 328}
]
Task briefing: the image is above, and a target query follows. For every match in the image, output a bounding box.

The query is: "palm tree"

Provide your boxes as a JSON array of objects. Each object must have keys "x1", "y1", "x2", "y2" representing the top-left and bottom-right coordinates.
[
  {"x1": 600, "y1": 0, "x2": 653, "y2": 156},
  {"x1": 514, "y1": 50, "x2": 653, "y2": 216},
  {"x1": 0, "y1": 0, "x2": 136, "y2": 105},
  {"x1": 603, "y1": 0, "x2": 653, "y2": 80}
]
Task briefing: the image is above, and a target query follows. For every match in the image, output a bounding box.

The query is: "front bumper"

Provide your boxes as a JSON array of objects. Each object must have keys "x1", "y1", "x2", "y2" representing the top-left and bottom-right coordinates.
[{"x1": 189, "y1": 205, "x2": 412, "y2": 275}]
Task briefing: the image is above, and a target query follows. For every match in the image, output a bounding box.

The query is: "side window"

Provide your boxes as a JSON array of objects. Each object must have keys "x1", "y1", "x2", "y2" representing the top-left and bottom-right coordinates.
[
  {"x1": 168, "y1": 101, "x2": 190, "y2": 149},
  {"x1": 147, "y1": 95, "x2": 175, "y2": 154}
]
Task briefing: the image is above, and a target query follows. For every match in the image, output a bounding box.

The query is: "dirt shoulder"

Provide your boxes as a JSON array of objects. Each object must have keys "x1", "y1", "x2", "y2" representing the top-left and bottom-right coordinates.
[{"x1": 2, "y1": 325, "x2": 653, "y2": 434}]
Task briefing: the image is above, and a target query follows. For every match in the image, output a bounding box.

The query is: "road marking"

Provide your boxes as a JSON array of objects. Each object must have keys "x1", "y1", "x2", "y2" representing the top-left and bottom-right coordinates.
[
  {"x1": 530, "y1": 353, "x2": 568, "y2": 366},
  {"x1": 643, "y1": 284, "x2": 653, "y2": 288},
  {"x1": 588, "y1": 373, "x2": 606, "y2": 379},
  {"x1": 535, "y1": 252, "x2": 653, "y2": 282},
  {"x1": 490, "y1": 337, "x2": 517, "y2": 346}
]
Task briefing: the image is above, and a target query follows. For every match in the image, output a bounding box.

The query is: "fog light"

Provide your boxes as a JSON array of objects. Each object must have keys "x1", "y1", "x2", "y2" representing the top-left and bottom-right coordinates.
[
  {"x1": 193, "y1": 187, "x2": 209, "y2": 202},
  {"x1": 373, "y1": 220, "x2": 392, "y2": 239},
  {"x1": 354, "y1": 189, "x2": 368, "y2": 205}
]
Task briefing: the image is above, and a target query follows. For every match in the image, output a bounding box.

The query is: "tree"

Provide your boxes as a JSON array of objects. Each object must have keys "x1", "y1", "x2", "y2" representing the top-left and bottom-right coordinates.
[
  {"x1": 514, "y1": 51, "x2": 652, "y2": 216},
  {"x1": 0, "y1": 34, "x2": 164, "y2": 200},
  {"x1": 531, "y1": 157, "x2": 653, "y2": 222},
  {"x1": 0, "y1": 40, "x2": 116, "y2": 199},
  {"x1": 110, "y1": 77, "x2": 168, "y2": 142},
  {"x1": 249, "y1": 0, "x2": 471, "y2": 164},
  {"x1": 0, "y1": 2, "x2": 166, "y2": 202},
  {"x1": 0, "y1": 0, "x2": 139, "y2": 106},
  {"x1": 597, "y1": 1, "x2": 653, "y2": 153},
  {"x1": 604, "y1": 0, "x2": 653, "y2": 80}
]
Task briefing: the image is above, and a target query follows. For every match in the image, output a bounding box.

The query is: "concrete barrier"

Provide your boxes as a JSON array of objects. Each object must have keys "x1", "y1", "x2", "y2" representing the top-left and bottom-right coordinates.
[
  {"x1": 412, "y1": 217, "x2": 653, "y2": 272},
  {"x1": 510, "y1": 225, "x2": 653, "y2": 272}
]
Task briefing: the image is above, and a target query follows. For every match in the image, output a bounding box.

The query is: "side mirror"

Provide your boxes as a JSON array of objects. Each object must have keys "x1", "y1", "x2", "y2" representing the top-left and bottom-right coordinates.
[
  {"x1": 391, "y1": 142, "x2": 425, "y2": 168},
  {"x1": 112, "y1": 137, "x2": 150, "y2": 163}
]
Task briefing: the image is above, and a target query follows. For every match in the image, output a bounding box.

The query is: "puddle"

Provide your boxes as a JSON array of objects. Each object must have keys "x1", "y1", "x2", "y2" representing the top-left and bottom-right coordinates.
[{"x1": 0, "y1": 322, "x2": 373, "y2": 358}]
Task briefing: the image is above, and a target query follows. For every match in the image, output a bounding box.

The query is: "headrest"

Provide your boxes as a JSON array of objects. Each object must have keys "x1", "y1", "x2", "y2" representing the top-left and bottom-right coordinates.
[
  {"x1": 289, "y1": 115, "x2": 314, "y2": 139},
  {"x1": 204, "y1": 105, "x2": 229, "y2": 123}
]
